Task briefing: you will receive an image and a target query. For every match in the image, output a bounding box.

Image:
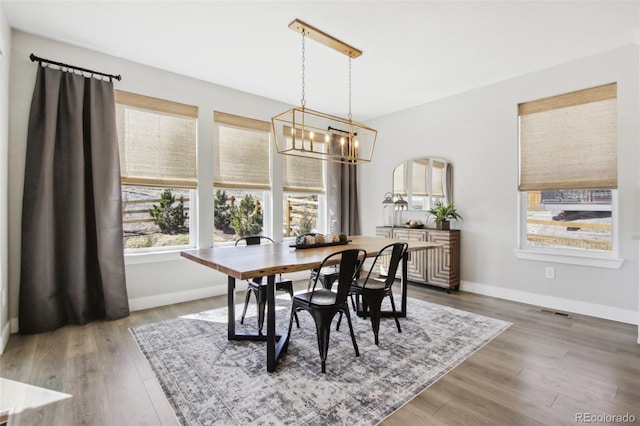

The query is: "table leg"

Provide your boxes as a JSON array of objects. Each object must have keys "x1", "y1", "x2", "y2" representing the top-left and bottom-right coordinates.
[
  {"x1": 228, "y1": 275, "x2": 235, "y2": 340},
  {"x1": 266, "y1": 274, "x2": 276, "y2": 372},
  {"x1": 400, "y1": 251, "x2": 408, "y2": 316},
  {"x1": 227, "y1": 274, "x2": 285, "y2": 372}
]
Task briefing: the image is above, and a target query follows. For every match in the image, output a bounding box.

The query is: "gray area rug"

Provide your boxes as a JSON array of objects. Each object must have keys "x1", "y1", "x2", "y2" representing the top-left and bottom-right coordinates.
[{"x1": 130, "y1": 295, "x2": 511, "y2": 425}]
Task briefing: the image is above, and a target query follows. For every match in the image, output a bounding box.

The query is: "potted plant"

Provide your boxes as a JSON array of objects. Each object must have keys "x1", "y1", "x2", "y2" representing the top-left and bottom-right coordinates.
[{"x1": 426, "y1": 202, "x2": 463, "y2": 230}]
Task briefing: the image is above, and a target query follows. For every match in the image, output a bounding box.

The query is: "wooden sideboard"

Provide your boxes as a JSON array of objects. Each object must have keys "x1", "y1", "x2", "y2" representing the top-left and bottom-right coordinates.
[{"x1": 375, "y1": 226, "x2": 460, "y2": 291}]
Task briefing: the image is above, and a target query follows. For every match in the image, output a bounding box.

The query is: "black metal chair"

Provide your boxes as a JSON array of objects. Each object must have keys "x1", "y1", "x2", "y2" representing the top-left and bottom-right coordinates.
[
  {"x1": 235, "y1": 236, "x2": 298, "y2": 334},
  {"x1": 309, "y1": 266, "x2": 341, "y2": 290},
  {"x1": 286, "y1": 248, "x2": 367, "y2": 373},
  {"x1": 346, "y1": 242, "x2": 408, "y2": 345}
]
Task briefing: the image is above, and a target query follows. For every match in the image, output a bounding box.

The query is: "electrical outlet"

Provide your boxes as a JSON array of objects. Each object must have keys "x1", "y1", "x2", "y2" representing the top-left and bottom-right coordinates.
[{"x1": 545, "y1": 267, "x2": 555, "y2": 279}]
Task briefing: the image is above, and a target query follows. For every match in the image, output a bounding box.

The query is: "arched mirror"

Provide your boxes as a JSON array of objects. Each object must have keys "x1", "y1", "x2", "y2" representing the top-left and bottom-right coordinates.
[{"x1": 392, "y1": 157, "x2": 452, "y2": 210}]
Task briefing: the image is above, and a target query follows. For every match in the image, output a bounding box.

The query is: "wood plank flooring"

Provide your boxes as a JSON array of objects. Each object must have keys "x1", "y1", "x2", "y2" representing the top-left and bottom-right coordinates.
[{"x1": 1, "y1": 283, "x2": 638, "y2": 426}]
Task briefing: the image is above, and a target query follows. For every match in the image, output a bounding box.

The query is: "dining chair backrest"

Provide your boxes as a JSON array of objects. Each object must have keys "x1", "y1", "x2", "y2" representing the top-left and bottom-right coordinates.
[
  {"x1": 308, "y1": 248, "x2": 367, "y2": 305},
  {"x1": 235, "y1": 236, "x2": 277, "y2": 283},
  {"x1": 235, "y1": 235, "x2": 274, "y2": 246},
  {"x1": 361, "y1": 242, "x2": 408, "y2": 290}
]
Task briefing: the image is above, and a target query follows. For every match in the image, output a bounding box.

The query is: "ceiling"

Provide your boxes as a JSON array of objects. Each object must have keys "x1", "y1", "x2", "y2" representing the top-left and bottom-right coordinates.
[{"x1": 3, "y1": 1, "x2": 639, "y2": 121}]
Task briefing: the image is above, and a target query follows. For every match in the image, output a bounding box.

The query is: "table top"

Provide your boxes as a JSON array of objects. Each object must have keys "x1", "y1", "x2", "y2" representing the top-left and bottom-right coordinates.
[{"x1": 181, "y1": 235, "x2": 441, "y2": 280}]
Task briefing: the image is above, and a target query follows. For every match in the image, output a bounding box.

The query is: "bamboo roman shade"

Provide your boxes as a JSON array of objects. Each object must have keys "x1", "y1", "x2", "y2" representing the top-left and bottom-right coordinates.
[
  {"x1": 518, "y1": 83, "x2": 617, "y2": 191},
  {"x1": 115, "y1": 90, "x2": 198, "y2": 189},
  {"x1": 213, "y1": 111, "x2": 271, "y2": 190},
  {"x1": 412, "y1": 158, "x2": 428, "y2": 196},
  {"x1": 431, "y1": 160, "x2": 445, "y2": 197},
  {"x1": 283, "y1": 154, "x2": 325, "y2": 193},
  {"x1": 393, "y1": 162, "x2": 406, "y2": 195}
]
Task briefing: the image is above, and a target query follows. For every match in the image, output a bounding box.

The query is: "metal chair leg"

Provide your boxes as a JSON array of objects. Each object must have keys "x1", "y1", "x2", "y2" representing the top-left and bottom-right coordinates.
[
  {"x1": 388, "y1": 291, "x2": 402, "y2": 333},
  {"x1": 363, "y1": 292, "x2": 385, "y2": 346},
  {"x1": 343, "y1": 308, "x2": 360, "y2": 357},
  {"x1": 240, "y1": 289, "x2": 252, "y2": 324},
  {"x1": 256, "y1": 288, "x2": 267, "y2": 335}
]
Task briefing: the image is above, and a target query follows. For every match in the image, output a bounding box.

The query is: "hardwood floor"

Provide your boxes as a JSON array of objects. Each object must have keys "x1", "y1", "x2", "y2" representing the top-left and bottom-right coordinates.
[{"x1": 1, "y1": 283, "x2": 638, "y2": 426}]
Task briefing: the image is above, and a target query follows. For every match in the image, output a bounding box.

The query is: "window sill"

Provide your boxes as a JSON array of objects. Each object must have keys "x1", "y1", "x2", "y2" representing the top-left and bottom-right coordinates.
[
  {"x1": 514, "y1": 249, "x2": 624, "y2": 269},
  {"x1": 125, "y1": 249, "x2": 189, "y2": 265}
]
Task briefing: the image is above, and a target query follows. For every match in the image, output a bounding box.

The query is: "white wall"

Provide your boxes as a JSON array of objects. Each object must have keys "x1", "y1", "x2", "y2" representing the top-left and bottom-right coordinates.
[
  {"x1": 0, "y1": 2, "x2": 11, "y2": 352},
  {"x1": 7, "y1": 30, "x2": 297, "y2": 331},
  {"x1": 361, "y1": 45, "x2": 640, "y2": 324}
]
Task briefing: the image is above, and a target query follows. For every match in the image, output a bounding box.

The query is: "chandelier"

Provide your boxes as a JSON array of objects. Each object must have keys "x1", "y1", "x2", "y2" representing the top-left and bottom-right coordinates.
[{"x1": 272, "y1": 19, "x2": 377, "y2": 165}]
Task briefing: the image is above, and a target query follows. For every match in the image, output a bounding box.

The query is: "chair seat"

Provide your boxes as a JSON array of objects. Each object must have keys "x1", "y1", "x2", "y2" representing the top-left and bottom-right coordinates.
[
  {"x1": 351, "y1": 276, "x2": 387, "y2": 291},
  {"x1": 247, "y1": 276, "x2": 296, "y2": 301},
  {"x1": 294, "y1": 288, "x2": 337, "y2": 306},
  {"x1": 310, "y1": 267, "x2": 341, "y2": 289},
  {"x1": 248, "y1": 275, "x2": 293, "y2": 289}
]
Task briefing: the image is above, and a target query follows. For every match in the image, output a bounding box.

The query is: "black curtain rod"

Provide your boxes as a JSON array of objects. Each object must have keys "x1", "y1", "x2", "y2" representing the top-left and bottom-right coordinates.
[{"x1": 29, "y1": 53, "x2": 122, "y2": 81}]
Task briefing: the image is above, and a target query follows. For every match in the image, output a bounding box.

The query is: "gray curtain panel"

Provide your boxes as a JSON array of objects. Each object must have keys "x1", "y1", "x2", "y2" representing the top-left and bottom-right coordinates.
[
  {"x1": 327, "y1": 137, "x2": 361, "y2": 235},
  {"x1": 19, "y1": 66, "x2": 129, "y2": 334},
  {"x1": 444, "y1": 163, "x2": 453, "y2": 204}
]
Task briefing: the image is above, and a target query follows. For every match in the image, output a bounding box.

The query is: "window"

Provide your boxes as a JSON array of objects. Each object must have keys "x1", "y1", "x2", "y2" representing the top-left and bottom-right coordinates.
[
  {"x1": 283, "y1": 154, "x2": 325, "y2": 237},
  {"x1": 213, "y1": 111, "x2": 270, "y2": 243},
  {"x1": 517, "y1": 83, "x2": 620, "y2": 265},
  {"x1": 524, "y1": 189, "x2": 612, "y2": 251},
  {"x1": 115, "y1": 91, "x2": 198, "y2": 251}
]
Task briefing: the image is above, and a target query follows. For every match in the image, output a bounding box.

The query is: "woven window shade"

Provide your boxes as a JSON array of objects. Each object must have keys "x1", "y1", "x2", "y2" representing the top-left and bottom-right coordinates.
[
  {"x1": 393, "y1": 162, "x2": 406, "y2": 195},
  {"x1": 115, "y1": 90, "x2": 198, "y2": 188},
  {"x1": 213, "y1": 111, "x2": 271, "y2": 190},
  {"x1": 283, "y1": 152, "x2": 324, "y2": 193},
  {"x1": 412, "y1": 159, "x2": 428, "y2": 196},
  {"x1": 431, "y1": 160, "x2": 445, "y2": 197},
  {"x1": 518, "y1": 83, "x2": 617, "y2": 191}
]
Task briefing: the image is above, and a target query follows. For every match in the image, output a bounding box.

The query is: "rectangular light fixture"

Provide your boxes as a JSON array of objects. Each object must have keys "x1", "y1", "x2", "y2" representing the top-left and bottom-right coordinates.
[{"x1": 272, "y1": 19, "x2": 377, "y2": 165}]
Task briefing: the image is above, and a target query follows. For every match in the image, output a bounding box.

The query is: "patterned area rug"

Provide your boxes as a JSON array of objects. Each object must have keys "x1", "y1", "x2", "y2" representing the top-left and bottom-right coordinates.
[{"x1": 130, "y1": 296, "x2": 511, "y2": 425}]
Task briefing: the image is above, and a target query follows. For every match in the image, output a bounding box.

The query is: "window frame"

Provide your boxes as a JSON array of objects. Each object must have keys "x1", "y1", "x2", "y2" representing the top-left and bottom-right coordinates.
[
  {"x1": 281, "y1": 152, "x2": 327, "y2": 241},
  {"x1": 515, "y1": 84, "x2": 622, "y2": 269},
  {"x1": 116, "y1": 90, "x2": 199, "y2": 256},
  {"x1": 213, "y1": 111, "x2": 274, "y2": 245},
  {"x1": 515, "y1": 189, "x2": 622, "y2": 268}
]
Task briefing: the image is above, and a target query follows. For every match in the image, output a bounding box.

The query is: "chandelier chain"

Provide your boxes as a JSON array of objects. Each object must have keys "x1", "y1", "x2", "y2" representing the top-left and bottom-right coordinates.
[
  {"x1": 348, "y1": 56, "x2": 352, "y2": 121},
  {"x1": 301, "y1": 32, "x2": 306, "y2": 108}
]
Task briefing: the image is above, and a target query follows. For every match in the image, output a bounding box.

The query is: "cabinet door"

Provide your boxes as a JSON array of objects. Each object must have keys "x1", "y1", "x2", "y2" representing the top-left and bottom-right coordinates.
[
  {"x1": 391, "y1": 229, "x2": 428, "y2": 283},
  {"x1": 427, "y1": 230, "x2": 460, "y2": 289},
  {"x1": 375, "y1": 227, "x2": 393, "y2": 239}
]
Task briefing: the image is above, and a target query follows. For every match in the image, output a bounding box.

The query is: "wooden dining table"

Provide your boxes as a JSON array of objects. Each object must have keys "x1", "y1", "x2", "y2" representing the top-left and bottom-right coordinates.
[{"x1": 181, "y1": 235, "x2": 441, "y2": 372}]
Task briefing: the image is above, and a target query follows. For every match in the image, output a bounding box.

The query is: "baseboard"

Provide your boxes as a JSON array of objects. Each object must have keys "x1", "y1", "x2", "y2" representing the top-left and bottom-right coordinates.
[
  {"x1": 4, "y1": 287, "x2": 238, "y2": 334},
  {"x1": 128, "y1": 271, "x2": 312, "y2": 312},
  {"x1": 6, "y1": 271, "x2": 314, "y2": 335},
  {"x1": 460, "y1": 280, "x2": 639, "y2": 326},
  {"x1": 128, "y1": 286, "x2": 226, "y2": 312},
  {"x1": 0, "y1": 320, "x2": 9, "y2": 354}
]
